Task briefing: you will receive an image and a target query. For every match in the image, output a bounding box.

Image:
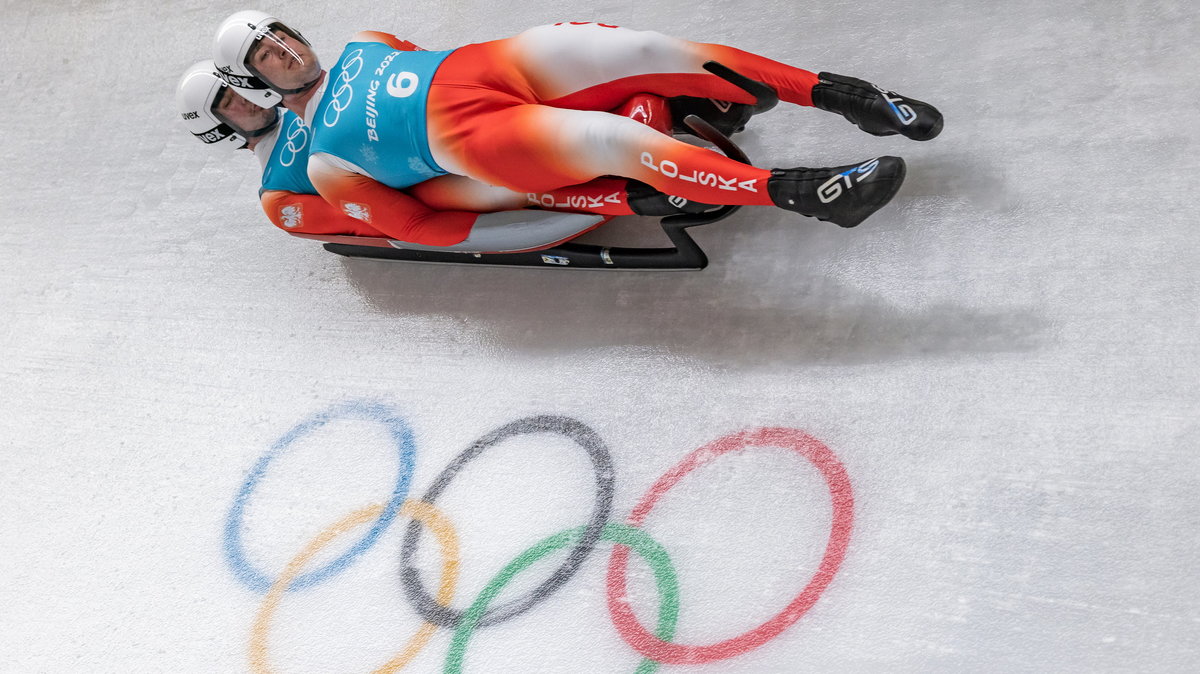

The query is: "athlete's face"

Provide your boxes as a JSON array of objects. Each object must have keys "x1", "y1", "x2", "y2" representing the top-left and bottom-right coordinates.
[
  {"x1": 249, "y1": 28, "x2": 320, "y2": 92},
  {"x1": 214, "y1": 86, "x2": 277, "y2": 134}
]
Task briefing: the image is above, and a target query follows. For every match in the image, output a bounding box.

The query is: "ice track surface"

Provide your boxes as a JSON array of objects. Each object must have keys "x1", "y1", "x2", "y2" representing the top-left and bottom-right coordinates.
[{"x1": 2, "y1": 1, "x2": 1199, "y2": 672}]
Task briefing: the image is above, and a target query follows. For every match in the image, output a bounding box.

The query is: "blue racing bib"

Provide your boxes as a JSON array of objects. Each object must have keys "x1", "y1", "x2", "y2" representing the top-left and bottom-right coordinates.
[
  {"x1": 260, "y1": 110, "x2": 318, "y2": 195},
  {"x1": 310, "y1": 42, "x2": 454, "y2": 189}
]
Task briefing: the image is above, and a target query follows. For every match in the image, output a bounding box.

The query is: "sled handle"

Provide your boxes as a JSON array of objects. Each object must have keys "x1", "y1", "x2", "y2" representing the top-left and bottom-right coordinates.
[
  {"x1": 702, "y1": 61, "x2": 779, "y2": 113},
  {"x1": 659, "y1": 114, "x2": 748, "y2": 228},
  {"x1": 659, "y1": 61, "x2": 774, "y2": 229}
]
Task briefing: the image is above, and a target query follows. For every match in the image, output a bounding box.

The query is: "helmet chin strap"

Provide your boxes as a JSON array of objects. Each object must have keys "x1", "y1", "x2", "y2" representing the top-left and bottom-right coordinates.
[
  {"x1": 287, "y1": 73, "x2": 323, "y2": 97},
  {"x1": 243, "y1": 111, "x2": 280, "y2": 138}
]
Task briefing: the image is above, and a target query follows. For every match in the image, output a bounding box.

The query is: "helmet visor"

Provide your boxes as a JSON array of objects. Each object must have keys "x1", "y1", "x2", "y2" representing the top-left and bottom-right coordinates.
[
  {"x1": 244, "y1": 23, "x2": 321, "y2": 95},
  {"x1": 211, "y1": 84, "x2": 280, "y2": 141}
]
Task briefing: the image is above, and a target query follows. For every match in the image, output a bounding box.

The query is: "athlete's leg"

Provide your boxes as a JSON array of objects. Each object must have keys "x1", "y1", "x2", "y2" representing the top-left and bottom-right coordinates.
[
  {"x1": 510, "y1": 23, "x2": 942, "y2": 140},
  {"x1": 408, "y1": 174, "x2": 708, "y2": 217},
  {"x1": 427, "y1": 37, "x2": 910, "y2": 227},
  {"x1": 508, "y1": 22, "x2": 819, "y2": 109},
  {"x1": 434, "y1": 103, "x2": 774, "y2": 205},
  {"x1": 438, "y1": 104, "x2": 906, "y2": 227}
]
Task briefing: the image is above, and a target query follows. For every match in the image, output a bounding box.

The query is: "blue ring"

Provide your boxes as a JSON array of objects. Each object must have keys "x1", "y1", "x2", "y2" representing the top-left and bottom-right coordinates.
[{"x1": 223, "y1": 400, "x2": 416, "y2": 593}]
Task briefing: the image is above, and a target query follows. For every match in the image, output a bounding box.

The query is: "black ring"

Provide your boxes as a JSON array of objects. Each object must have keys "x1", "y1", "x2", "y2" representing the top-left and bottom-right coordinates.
[{"x1": 399, "y1": 415, "x2": 615, "y2": 628}]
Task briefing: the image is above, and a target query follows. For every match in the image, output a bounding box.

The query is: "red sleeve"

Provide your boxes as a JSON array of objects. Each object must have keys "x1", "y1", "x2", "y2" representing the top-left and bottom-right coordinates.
[
  {"x1": 260, "y1": 190, "x2": 388, "y2": 236},
  {"x1": 308, "y1": 163, "x2": 478, "y2": 246},
  {"x1": 352, "y1": 30, "x2": 423, "y2": 51}
]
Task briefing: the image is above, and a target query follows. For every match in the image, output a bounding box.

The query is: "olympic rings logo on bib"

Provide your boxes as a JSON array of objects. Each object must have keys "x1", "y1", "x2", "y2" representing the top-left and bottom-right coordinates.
[
  {"x1": 224, "y1": 401, "x2": 855, "y2": 672},
  {"x1": 323, "y1": 48, "x2": 365, "y2": 128},
  {"x1": 277, "y1": 115, "x2": 310, "y2": 168}
]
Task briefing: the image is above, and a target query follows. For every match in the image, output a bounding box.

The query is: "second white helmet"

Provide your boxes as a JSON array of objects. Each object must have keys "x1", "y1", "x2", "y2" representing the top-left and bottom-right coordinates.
[
  {"x1": 176, "y1": 59, "x2": 279, "y2": 149},
  {"x1": 212, "y1": 10, "x2": 320, "y2": 108}
]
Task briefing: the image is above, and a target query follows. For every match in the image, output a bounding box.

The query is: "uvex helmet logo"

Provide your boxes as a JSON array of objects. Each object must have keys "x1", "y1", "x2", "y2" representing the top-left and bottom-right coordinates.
[
  {"x1": 219, "y1": 71, "x2": 255, "y2": 89},
  {"x1": 195, "y1": 126, "x2": 230, "y2": 144}
]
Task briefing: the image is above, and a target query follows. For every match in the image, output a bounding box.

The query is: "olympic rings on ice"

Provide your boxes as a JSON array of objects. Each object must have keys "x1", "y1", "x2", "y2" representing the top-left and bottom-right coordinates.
[
  {"x1": 223, "y1": 401, "x2": 416, "y2": 593},
  {"x1": 225, "y1": 407, "x2": 854, "y2": 670},
  {"x1": 250, "y1": 500, "x2": 460, "y2": 674},
  {"x1": 400, "y1": 415, "x2": 615, "y2": 628},
  {"x1": 445, "y1": 523, "x2": 679, "y2": 674},
  {"x1": 606, "y1": 427, "x2": 855, "y2": 664}
]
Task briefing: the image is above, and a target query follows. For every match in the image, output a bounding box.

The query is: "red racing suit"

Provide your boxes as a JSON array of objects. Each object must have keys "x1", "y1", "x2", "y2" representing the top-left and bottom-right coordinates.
[{"x1": 306, "y1": 24, "x2": 823, "y2": 247}]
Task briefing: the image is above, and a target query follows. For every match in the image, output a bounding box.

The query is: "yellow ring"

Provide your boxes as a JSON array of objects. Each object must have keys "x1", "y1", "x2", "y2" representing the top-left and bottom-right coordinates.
[{"x1": 249, "y1": 500, "x2": 461, "y2": 673}]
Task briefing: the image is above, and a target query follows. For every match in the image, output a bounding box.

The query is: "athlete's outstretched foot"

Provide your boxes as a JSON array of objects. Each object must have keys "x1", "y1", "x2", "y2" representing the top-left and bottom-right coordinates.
[
  {"x1": 812, "y1": 73, "x2": 943, "y2": 141},
  {"x1": 768, "y1": 156, "x2": 906, "y2": 228}
]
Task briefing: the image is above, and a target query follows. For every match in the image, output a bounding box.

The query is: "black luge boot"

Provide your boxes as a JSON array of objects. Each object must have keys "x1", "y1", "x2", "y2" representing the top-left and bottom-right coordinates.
[
  {"x1": 768, "y1": 156, "x2": 906, "y2": 228},
  {"x1": 667, "y1": 96, "x2": 756, "y2": 136},
  {"x1": 626, "y1": 180, "x2": 720, "y2": 217},
  {"x1": 811, "y1": 73, "x2": 943, "y2": 141}
]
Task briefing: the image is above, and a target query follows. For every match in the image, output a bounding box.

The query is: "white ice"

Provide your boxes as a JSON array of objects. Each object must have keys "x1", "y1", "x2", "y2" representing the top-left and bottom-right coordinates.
[{"x1": 1, "y1": 1, "x2": 1198, "y2": 672}]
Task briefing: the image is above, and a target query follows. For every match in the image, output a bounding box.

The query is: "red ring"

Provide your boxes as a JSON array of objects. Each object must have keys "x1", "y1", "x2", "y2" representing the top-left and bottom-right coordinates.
[{"x1": 604, "y1": 427, "x2": 854, "y2": 664}]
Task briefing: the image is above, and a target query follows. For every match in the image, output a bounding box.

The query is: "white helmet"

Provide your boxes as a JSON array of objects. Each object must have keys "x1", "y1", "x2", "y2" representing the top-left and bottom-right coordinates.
[
  {"x1": 212, "y1": 10, "x2": 319, "y2": 107},
  {"x1": 175, "y1": 59, "x2": 279, "y2": 149}
]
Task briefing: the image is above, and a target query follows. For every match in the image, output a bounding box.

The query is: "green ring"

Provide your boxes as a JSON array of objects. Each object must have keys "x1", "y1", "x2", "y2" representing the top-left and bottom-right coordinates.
[{"x1": 445, "y1": 523, "x2": 680, "y2": 674}]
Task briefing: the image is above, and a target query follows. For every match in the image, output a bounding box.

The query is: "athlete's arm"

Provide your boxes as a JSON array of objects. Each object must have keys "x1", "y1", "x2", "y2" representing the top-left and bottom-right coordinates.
[
  {"x1": 260, "y1": 190, "x2": 389, "y2": 236},
  {"x1": 309, "y1": 154, "x2": 608, "y2": 251},
  {"x1": 308, "y1": 154, "x2": 478, "y2": 246}
]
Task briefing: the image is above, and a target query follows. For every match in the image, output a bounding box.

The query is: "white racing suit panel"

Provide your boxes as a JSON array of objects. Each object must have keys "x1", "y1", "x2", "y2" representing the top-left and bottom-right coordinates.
[{"x1": 386, "y1": 211, "x2": 605, "y2": 254}]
